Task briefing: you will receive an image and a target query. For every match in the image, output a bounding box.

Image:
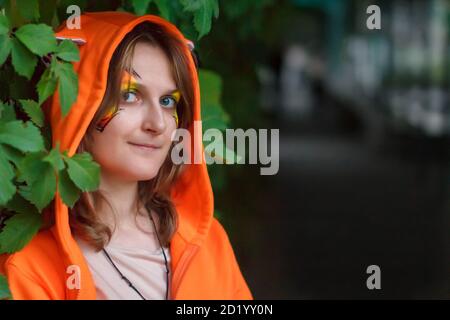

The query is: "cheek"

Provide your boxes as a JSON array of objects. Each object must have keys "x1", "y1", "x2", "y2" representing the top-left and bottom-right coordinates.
[
  {"x1": 88, "y1": 122, "x2": 127, "y2": 167},
  {"x1": 88, "y1": 111, "x2": 176, "y2": 179}
]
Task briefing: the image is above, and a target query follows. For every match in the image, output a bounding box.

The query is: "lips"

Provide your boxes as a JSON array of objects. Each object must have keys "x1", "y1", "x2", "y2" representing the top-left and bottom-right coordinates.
[{"x1": 128, "y1": 142, "x2": 160, "y2": 149}]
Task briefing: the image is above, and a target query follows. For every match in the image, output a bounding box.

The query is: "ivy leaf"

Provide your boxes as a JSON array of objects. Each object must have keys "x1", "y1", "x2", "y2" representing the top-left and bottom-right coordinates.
[
  {"x1": 0, "y1": 120, "x2": 44, "y2": 152},
  {"x1": 16, "y1": 150, "x2": 48, "y2": 184},
  {"x1": 180, "y1": 0, "x2": 202, "y2": 11},
  {"x1": 58, "y1": 167, "x2": 81, "y2": 208},
  {"x1": 55, "y1": 39, "x2": 79, "y2": 62},
  {"x1": 17, "y1": 0, "x2": 40, "y2": 22},
  {"x1": 43, "y1": 143, "x2": 65, "y2": 171},
  {"x1": 199, "y1": 69, "x2": 230, "y2": 131},
  {"x1": 0, "y1": 149, "x2": 16, "y2": 206},
  {"x1": 52, "y1": 61, "x2": 78, "y2": 116},
  {"x1": 15, "y1": 23, "x2": 56, "y2": 56},
  {"x1": 18, "y1": 99, "x2": 44, "y2": 127},
  {"x1": 4, "y1": 192, "x2": 39, "y2": 216},
  {"x1": 0, "y1": 212, "x2": 42, "y2": 254},
  {"x1": 0, "y1": 34, "x2": 11, "y2": 66},
  {"x1": 11, "y1": 37, "x2": 37, "y2": 79},
  {"x1": 181, "y1": 0, "x2": 219, "y2": 39},
  {"x1": 131, "y1": 0, "x2": 152, "y2": 15},
  {"x1": 0, "y1": 101, "x2": 16, "y2": 123},
  {"x1": 0, "y1": 143, "x2": 23, "y2": 167},
  {"x1": 63, "y1": 152, "x2": 100, "y2": 192},
  {"x1": 154, "y1": 0, "x2": 172, "y2": 21},
  {"x1": 193, "y1": 0, "x2": 217, "y2": 39},
  {"x1": 0, "y1": 13, "x2": 9, "y2": 35},
  {"x1": 36, "y1": 67, "x2": 57, "y2": 105},
  {"x1": 18, "y1": 162, "x2": 56, "y2": 212},
  {"x1": 0, "y1": 275, "x2": 11, "y2": 300}
]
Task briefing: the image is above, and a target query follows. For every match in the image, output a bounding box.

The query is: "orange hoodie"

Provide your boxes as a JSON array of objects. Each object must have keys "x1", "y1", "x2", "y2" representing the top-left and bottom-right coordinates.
[{"x1": 0, "y1": 11, "x2": 253, "y2": 300}]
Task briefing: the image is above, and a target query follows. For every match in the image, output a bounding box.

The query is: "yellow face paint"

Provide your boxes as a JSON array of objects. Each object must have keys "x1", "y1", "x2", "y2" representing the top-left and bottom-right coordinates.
[
  {"x1": 96, "y1": 70, "x2": 138, "y2": 132},
  {"x1": 171, "y1": 90, "x2": 181, "y2": 127},
  {"x1": 96, "y1": 70, "x2": 181, "y2": 131}
]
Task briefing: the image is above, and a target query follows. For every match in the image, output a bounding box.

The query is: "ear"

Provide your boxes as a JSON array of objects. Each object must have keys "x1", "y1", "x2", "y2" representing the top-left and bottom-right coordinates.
[
  {"x1": 185, "y1": 39, "x2": 200, "y2": 70},
  {"x1": 55, "y1": 36, "x2": 87, "y2": 45}
]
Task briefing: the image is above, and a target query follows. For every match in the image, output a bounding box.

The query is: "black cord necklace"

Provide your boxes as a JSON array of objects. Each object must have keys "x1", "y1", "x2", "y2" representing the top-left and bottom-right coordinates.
[{"x1": 102, "y1": 213, "x2": 170, "y2": 300}]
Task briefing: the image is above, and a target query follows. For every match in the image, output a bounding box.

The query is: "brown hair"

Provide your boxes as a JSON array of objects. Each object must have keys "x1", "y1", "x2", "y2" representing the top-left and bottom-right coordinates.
[{"x1": 68, "y1": 21, "x2": 194, "y2": 251}]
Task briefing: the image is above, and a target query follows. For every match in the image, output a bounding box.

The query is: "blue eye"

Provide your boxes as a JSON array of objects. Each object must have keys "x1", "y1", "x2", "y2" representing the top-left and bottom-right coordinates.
[
  {"x1": 160, "y1": 96, "x2": 177, "y2": 108},
  {"x1": 121, "y1": 91, "x2": 138, "y2": 103}
]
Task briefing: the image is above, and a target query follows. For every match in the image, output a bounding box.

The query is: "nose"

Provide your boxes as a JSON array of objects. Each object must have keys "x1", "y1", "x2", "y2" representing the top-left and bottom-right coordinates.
[{"x1": 142, "y1": 99, "x2": 167, "y2": 134}]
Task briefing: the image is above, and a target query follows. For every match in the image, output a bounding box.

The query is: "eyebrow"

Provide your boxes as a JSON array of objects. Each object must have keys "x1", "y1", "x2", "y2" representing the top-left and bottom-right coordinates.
[
  {"x1": 125, "y1": 68, "x2": 179, "y2": 96},
  {"x1": 130, "y1": 68, "x2": 141, "y2": 79}
]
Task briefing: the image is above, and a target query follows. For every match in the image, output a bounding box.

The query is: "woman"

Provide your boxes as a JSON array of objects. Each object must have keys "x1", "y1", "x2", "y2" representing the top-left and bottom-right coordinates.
[{"x1": 1, "y1": 11, "x2": 253, "y2": 300}]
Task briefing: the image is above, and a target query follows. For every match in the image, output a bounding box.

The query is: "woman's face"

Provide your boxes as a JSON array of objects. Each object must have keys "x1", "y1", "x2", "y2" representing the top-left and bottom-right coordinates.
[{"x1": 87, "y1": 41, "x2": 179, "y2": 182}]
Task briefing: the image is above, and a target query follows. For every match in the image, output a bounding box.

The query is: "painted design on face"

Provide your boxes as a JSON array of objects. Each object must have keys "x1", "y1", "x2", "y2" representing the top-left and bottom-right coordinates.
[
  {"x1": 171, "y1": 90, "x2": 181, "y2": 127},
  {"x1": 95, "y1": 70, "x2": 138, "y2": 132}
]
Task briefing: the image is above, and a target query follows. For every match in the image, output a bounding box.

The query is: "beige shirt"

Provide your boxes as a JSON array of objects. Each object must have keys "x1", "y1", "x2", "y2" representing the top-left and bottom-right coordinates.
[{"x1": 74, "y1": 213, "x2": 171, "y2": 300}]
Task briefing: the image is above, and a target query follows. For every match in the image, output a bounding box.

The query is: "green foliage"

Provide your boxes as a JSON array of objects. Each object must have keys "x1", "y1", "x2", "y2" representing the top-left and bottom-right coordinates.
[
  {"x1": 129, "y1": 0, "x2": 219, "y2": 39},
  {"x1": 51, "y1": 58, "x2": 78, "y2": 116},
  {"x1": 63, "y1": 152, "x2": 101, "y2": 192},
  {"x1": 0, "y1": 0, "x2": 233, "y2": 298},
  {"x1": 15, "y1": 24, "x2": 56, "y2": 56},
  {"x1": 19, "y1": 99, "x2": 44, "y2": 127},
  {"x1": 0, "y1": 212, "x2": 42, "y2": 253},
  {"x1": 10, "y1": 37, "x2": 37, "y2": 79}
]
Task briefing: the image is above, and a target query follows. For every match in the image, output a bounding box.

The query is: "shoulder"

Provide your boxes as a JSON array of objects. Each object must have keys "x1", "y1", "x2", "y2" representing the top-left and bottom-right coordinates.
[
  {"x1": 6, "y1": 228, "x2": 61, "y2": 268},
  {"x1": 207, "y1": 217, "x2": 233, "y2": 249},
  {"x1": 3, "y1": 229, "x2": 66, "y2": 299}
]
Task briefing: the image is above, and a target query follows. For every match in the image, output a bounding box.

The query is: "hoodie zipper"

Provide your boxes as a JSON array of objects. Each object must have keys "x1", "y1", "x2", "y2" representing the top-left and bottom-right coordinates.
[{"x1": 170, "y1": 243, "x2": 199, "y2": 299}]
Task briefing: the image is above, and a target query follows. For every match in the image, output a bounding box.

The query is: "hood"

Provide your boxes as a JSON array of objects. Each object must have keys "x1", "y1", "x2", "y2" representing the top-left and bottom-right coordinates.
[{"x1": 46, "y1": 11, "x2": 214, "y2": 299}]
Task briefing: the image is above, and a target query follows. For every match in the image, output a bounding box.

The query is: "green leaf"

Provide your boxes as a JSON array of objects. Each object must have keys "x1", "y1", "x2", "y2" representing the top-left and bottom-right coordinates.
[
  {"x1": 0, "y1": 120, "x2": 44, "y2": 152},
  {"x1": 199, "y1": 69, "x2": 230, "y2": 131},
  {"x1": 55, "y1": 39, "x2": 79, "y2": 62},
  {"x1": 11, "y1": 37, "x2": 37, "y2": 79},
  {"x1": 52, "y1": 61, "x2": 78, "y2": 116},
  {"x1": 38, "y1": 0, "x2": 57, "y2": 25},
  {"x1": 16, "y1": 150, "x2": 47, "y2": 184},
  {"x1": 0, "y1": 34, "x2": 12, "y2": 66},
  {"x1": 43, "y1": 143, "x2": 65, "y2": 171},
  {"x1": 131, "y1": 0, "x2": 152, "y2": 15},
  {"x1": 199, "y1": 69, "x2": 222, "y2": 106},
  {"x1": 18, "y1": 99, "x2": 44, "y2": 127},
  {"x1": 0, "y1": 13, "x2": 9, "y2": 35},
  {"x1": 15, "y1": 23, "x2": 56, "y2": 56},
  {"x1": 180, "y1": 0, "x2": 202, "y2": 11},
  {"x1": 36, "y1": 67, "x2": 57, "y2": 105},
  {"x1": 58, "y1": 168, "x2": 80, "y2": 208},
  {"x1": 18, "y1": 162, "x2": 55, "y2": 212},
  {"x1": 213, "y1": 0, "x2": 219, "y2": 18},
  {"x1": 154, "y1": 0, "x2": 172, "y2": 21},
  {"x1": 63, "y1": 152, "x2": 100, "y2": 192},
  {"x1": 17, "y1": 0, "x2": 40, "y2": 21},
  {"x1": 4, "y1": 192, "x2": 39, "y2": 216},
  {"x1": 181, "y1": 0, "x2": 218, "y2": 39},
  {"x1": 0, "y1": 150, "x2": 16, "y2": 206},
  {"x1": 0, "y1": 143, "x2": 23, "y2": 167},
  {"x1": 193, "y1": 1, "x2": 215, "y2": 39},
  {"x1": 0, "y1": 101, "x2": 16, "y2": 123},
  {"x1": 0, "y1": 275, "x2": 11, "y2": 300},
  {"x1": 0, "y1": 212, "x2": 42, "y2": 254}
]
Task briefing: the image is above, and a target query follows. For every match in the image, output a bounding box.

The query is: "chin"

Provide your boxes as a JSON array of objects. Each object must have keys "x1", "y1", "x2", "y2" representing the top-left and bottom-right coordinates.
[{"x1": 132, "y1": 165, "x2": 161, "y2": 181}]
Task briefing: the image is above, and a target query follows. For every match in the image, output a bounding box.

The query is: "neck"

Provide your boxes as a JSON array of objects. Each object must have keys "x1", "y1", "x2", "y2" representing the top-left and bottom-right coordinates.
[{"x1": 96, "y1": 169, "x2": 142, "y2": 228}]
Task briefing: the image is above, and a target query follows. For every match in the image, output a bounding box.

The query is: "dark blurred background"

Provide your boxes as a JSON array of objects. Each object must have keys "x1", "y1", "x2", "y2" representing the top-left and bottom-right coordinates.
[{"x1": 198, "y1": 0, "x2": 450, "y2": 299}]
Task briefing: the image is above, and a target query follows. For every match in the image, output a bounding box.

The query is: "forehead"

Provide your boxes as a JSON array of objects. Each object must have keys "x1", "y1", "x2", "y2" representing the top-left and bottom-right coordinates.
[{"x1": 127, "y1": 42, "x2": 176, "y2": 91}]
